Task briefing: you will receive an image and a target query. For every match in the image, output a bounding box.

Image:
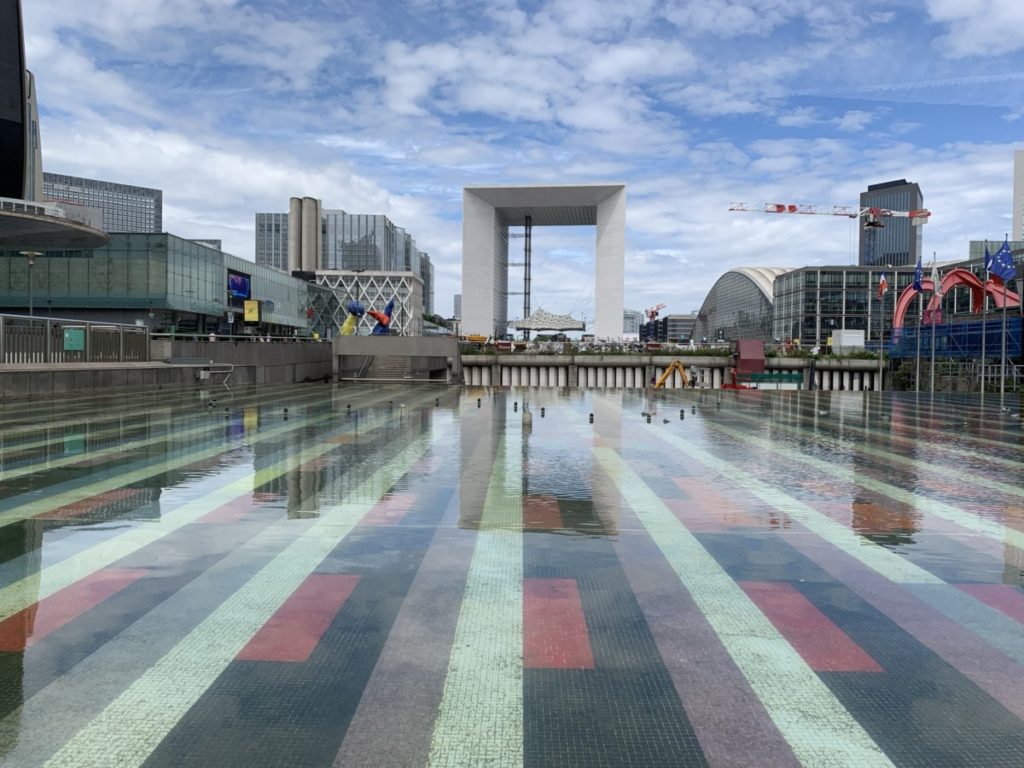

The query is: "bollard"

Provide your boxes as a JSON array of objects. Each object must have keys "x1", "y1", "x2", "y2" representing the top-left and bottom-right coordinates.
[
  {"x1": 589, "y1": 413, "x2": 594, "y2": 423},
  {"x1": 514, "y1": 402, "x2": 518, "y2": 412},
  {"x1": 680, "y1": 410, "x2": 685, "y2": 420},
  {"x1": 540, "y1": 407, "x2": 545, "y2": 417},
  {"x1": 646, "y1": 414, "x2": 651, "y2": 423},
  {"x1": 477, "y1": 398, "x2": 481, "y2": 407}
]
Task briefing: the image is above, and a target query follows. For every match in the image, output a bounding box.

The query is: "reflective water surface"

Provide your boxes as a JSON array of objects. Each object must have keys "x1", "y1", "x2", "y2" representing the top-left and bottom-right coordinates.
[{"x1": 0, "y1": 384, "x2": 1022, "y2": 767}]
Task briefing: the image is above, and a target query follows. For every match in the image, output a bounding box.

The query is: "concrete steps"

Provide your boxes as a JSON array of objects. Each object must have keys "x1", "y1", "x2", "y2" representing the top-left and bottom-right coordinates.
[{"x1": 366, "y1": 355, "x2": 409, "y2": 379}]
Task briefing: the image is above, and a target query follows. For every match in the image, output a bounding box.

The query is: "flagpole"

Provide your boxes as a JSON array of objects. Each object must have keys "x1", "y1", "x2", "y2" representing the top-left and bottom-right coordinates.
[
  {"x1": 930, "y1": 254, "x2": 938, "y2": 394},
  {"x1": 877, "y1": 271, "x2": 885, "y2": 392},
  {"x1": 981, "y1": 241, "x2": 988, "y2": 405},
  {"x1": 915, "y1": 291, "x2": 922, "y2": 391},
  {"x1": 1001, "y1": 234, "x2": 1009, "y2": 408},
  {"x1": 1001, "y1": 277, "x2": 1008, "y2": 408}
]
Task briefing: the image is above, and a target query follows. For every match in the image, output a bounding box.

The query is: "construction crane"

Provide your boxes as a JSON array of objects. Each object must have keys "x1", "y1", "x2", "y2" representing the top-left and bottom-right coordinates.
[
  {"x1": 729, "y1": 202, "x2": 931, "y2": 227},
  {"x1": 645, "y1": 303, "x2": 666, "y2": 322}
]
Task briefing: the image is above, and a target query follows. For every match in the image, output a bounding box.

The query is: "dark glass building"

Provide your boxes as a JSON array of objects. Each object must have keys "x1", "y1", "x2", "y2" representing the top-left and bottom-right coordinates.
[
  {"x1": 0, "y1": 0, "x2": 26, "y2": 199},
  {"x1": 859, "y1": 179, "x2": 924, "y2": 267}
]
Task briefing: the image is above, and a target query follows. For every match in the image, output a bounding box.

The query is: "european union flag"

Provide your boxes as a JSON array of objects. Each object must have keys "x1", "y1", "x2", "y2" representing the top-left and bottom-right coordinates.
[
  {"x1": 991, "y1": 238, "x2": 1016, "y2": 283},
  {"x1": 913, "y1": 256, "x2": 923, "y2": 291}
]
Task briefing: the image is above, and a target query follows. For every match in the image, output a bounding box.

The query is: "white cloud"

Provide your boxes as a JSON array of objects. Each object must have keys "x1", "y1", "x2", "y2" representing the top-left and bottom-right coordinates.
[
  {"x1": 927, "y1": 0, "x2": 1024, "y2": 57},
  {"x1": 833, "y1": 110, "x2": 875, "y2": 132},
  {"x1": 17, "y1": 0, "x2": 1024, "y2": 320}
]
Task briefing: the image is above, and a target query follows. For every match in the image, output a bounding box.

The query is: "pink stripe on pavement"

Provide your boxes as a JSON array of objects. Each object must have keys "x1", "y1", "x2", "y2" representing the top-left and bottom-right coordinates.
[
  {"x1": 0, "y1": 569, "x2": 148, "y2": 652},
  {"x1": 523, "y1": 495, "x2": 563, "y2": 530},
  {"x1": 197, "y1": 492, "x2": 255, "y2": 523},
  {"x1": 740, "y1": 581, "x2": 882, "y2": 672},
  {"x1": 524, "y1": 578, "x2": 594, "y2": 669},
  {"x1": 957, "y1": 583, "x2": 1024, "y2": 624},
  {"x1": 670, "y1": 478, "x2": 762, "y2": 531},
  {"x1": 236, "y1": 574, "x2": 360, "y2": 662},
  {"x1": 791, "y1": 534, "x2": 1024, "y2": 720},
  {"x1": 360, "y1": 492, "x2": 415, "y2": 526}
]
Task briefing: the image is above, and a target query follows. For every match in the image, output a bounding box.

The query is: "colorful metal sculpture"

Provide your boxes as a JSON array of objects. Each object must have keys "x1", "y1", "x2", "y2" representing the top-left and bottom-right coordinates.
[
  {"x1": 340, "y1": 300, "x2": 365, "y2": 336},
  {"x1": 368, "y1": 298, "x2": 395, "y2": 335}
]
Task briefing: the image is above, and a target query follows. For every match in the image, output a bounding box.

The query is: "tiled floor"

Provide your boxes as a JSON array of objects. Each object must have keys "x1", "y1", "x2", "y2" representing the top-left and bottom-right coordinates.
[{"x1": 0, "y1": 383, "x2": 1022, "y2": 767}]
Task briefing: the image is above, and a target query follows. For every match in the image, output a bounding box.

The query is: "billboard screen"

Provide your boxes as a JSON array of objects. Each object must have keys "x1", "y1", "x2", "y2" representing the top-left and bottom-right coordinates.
[{"x1": 227, "y1": 271, "x2": 251, "y2": 299}]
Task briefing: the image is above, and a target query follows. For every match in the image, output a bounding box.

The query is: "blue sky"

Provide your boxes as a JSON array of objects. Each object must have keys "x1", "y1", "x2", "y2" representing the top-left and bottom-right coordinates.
[{"x1": 24, "y1": 0, "x2": 1024, "y2": 323}]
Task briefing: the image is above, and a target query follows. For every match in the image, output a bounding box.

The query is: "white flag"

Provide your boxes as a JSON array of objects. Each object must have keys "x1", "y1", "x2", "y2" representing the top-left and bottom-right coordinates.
[{"x1": 931, "y1": 259, "x2": 943, "y2": 299}]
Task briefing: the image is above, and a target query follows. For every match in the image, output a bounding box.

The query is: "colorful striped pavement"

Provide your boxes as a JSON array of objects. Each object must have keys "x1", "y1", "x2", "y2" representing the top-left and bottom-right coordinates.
[{"x1": 0, "y1": 385, "x2": 1021, "y2": 767}]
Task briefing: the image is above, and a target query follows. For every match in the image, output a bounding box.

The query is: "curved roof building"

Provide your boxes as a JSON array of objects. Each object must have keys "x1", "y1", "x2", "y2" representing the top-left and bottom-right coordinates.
[{"x1": 695, "y1": 267, "x2": 792, "y2": 343}]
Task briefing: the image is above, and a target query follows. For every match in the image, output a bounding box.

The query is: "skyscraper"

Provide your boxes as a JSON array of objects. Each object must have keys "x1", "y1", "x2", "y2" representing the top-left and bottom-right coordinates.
[
  {"x1": 858, "y1": 179, "x2": 923, "y2": 267},
  {"x1": 256, "y1": 200, "x2": 434, "y2": 313},
  {"x1": 0, "y1": 0, "x2": 41, "y2": 201}
]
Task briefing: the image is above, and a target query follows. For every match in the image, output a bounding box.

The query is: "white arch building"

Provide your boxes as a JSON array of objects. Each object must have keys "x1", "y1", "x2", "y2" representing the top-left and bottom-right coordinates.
[{"x1": 462, "y1": 184, "x2": 625, "y2": 339}]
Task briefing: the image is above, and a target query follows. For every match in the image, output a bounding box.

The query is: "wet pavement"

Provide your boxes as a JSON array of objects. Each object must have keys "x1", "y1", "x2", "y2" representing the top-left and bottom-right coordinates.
[{"x1": 0, "y1": 383, "x2": 1022, "y2": 767}]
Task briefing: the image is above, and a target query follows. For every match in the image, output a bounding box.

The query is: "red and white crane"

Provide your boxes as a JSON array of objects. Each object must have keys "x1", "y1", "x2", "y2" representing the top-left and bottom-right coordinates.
[
  {"x1": 645, "y1": 303, "x2": 666, "y2": 322},
  {"x1": 728, "y1": 202, "x2": 931, "y2": 227}
]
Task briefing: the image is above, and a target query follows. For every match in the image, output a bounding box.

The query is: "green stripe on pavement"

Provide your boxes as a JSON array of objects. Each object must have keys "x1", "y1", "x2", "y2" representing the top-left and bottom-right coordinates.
[
  {"x1": 593, "y1": 446, "x2": 894, "y2": 768},
  {"x1": 42, "y1": 422, "x2": 449, "y2": 768},
  {"x1": 428, "y1": 425, "x2": 523, "y2": 768}
]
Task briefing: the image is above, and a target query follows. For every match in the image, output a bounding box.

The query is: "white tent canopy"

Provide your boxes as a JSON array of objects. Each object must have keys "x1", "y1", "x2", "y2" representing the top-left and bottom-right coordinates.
[{"x1": 509, "y1": 308, "x2": 585, "y2": 331}]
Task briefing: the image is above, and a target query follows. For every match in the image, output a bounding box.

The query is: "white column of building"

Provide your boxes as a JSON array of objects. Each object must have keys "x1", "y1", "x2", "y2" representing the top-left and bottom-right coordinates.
[
  {"x1": 595, "y1": 189, "x2": 626, "y2": 340},
  {"x1": 462, "y1": 191, "x2": 504, "y2": 338},
  {"x1": 300, "y1": 197, "x2": 321, "y2": 271},
  {"x1": 287, "y1": 197, "x2": 302, "y2": 272}
]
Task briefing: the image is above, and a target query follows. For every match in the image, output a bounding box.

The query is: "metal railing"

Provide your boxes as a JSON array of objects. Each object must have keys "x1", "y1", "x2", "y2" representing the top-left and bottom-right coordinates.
[{"x1": 0, "y1": 313, "x2": 150, "y2": 364}]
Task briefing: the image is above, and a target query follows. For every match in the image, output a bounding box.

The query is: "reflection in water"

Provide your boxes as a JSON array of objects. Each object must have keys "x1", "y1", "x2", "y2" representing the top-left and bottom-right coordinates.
[{"x1": 0, "y1": 385, "x2": 1022, "y2": 766}]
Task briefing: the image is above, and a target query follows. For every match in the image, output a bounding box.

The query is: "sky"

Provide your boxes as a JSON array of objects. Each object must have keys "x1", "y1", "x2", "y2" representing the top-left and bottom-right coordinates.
[{"x1": 23, "y1": 0, "x2": 1024, "y2": 324}]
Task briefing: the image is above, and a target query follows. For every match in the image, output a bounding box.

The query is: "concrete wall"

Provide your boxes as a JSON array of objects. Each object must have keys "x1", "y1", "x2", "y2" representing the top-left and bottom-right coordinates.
[
  {"x1": 333, "y1": 336, "x2": 461, "y2": 381},
  {"x1": 461, "y1": 354, "x2": 887, "y2": 390},
  {"x1": 151, "y1": 339, "x2": 333, "y2": 384},
  {"x1": 0, "y1": 364, "x2": 200, "y2": 399}
]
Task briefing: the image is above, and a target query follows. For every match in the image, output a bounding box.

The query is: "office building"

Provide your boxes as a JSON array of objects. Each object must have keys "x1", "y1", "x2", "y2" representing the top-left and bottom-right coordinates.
[
  {"x1": 256, "y1": 198, "x2": 434, "y2": 314},
  {"x1": 453, "y1": 294, "x2": 462, "y2": 320},
  {"x1": 623, "y1": 308, "x2": 641, "y2": 335},
  {"x1": 1, "y1": 0, "x2": 42, "y2": 202},
  {"x1": 666, "y1": 313, "x2": 698, "y2": 343},
  {"x1": 858, "y1": 179, "x2": 923, "y2": 267},
  {"x1": 0, "y1": 233, "x2": 333, "y2": 336},
  {"x1": 255, "y1": 212, "x2": 289, "y2": 270},
  {"x1": 43, "y1": 173, "x2": 163, "y2": 232}
]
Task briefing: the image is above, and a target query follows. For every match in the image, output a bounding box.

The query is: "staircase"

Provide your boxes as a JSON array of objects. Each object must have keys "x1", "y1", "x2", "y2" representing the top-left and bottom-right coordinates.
[{"x1": 365, "y1": 355, "x2": 409, "y2": 380}]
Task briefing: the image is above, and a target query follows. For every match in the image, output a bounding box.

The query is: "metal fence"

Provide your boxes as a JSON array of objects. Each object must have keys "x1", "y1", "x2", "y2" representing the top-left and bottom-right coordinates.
[
  {"x1": 0, "y1": 314, "x2": 150, "y2": 364},
  {"x1": 890, "y1": 316, "x2": 1022, "y2": 360}
]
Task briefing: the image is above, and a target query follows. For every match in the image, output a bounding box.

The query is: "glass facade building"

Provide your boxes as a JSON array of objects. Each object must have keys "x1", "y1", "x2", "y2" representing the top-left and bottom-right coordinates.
[
  {"x1": 43, "y1": 173, "x2": 163, "y2": 233},
  {"x1": 859, "y1": 179, "x2": 923, "y2": 267},
  {"x1": 696, "y1": 268, "x2": 789, "y2": 343},
  {"x1": 773, "y1": 266, "x2": 914, "y2": 347},
  {"x1": 622, "y1": 308, "x2": 641, "y2": 335},
  {"x1": 255, "y1": 207, "x2": 434, "y2": 314},
  {"x1": 255, "y1": 212, "x2": 289, "y2": 271},
  {"x1": 0, "y1": 234, "x2": 325, "y2": 335}
]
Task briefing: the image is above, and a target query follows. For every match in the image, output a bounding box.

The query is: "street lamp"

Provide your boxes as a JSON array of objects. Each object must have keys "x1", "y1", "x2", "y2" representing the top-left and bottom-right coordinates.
[{"x1": 18, "y1": 251, "x2": 42, "y2": 317}]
